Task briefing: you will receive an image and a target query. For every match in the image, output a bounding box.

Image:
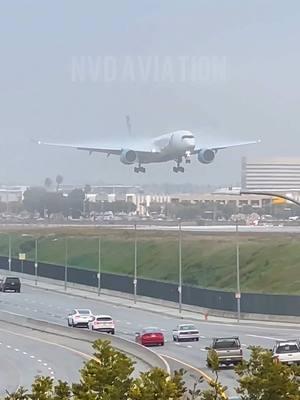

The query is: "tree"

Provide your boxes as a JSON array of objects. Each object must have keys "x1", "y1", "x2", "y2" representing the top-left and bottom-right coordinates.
[
  {"x1": 191, "y1": 350, "x2": 227, "y2": 400},
  {"x1": 72, "y1": 340, "x2": 135, "y2": 400},
  {"x1": 235, "y1": 346, "x2": 300, "y2": 400},
  {"x1": 44, "y1": 178, "x2": 53, "y2": 190},
  {"x1": 55, "y1": 175, "x2": 63, "y2": 192},
  {"x1": 67, "y1": 188, "x2": 85, "y2": 218},
  {"x1": 4, "y1": 340, "x2": 186, "y2": 400},
  {"x1": 23, "y1": 187, "x2": 47, "y2": 217}
]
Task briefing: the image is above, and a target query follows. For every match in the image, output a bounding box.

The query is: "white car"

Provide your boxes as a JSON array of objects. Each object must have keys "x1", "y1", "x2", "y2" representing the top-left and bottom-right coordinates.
[
  {"x1": 88, "y1": 315, "x2": 115, "y2": 334},
  {"x1": 67, "y1": 309, "x2": 93, "y2": 327},
  {"x1": 272, "y1": 340, "x2": 300, "y2": 365},
  {"x1": 172, "y1": 323, "x2": 200, "y2": 342}
]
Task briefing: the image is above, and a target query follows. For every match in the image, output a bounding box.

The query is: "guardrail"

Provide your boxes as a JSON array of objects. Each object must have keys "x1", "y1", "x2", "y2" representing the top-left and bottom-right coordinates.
[{"x1": 0, "y1": 310, "x2": 169, "y2": 373}]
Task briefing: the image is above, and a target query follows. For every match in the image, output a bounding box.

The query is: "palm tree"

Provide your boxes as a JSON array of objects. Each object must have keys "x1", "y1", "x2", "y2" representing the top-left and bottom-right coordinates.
[
  {"x1": 56, "y1": 174, "x2": 64, "y2": 192},
  {"x1": 44, "y1": 177, "x2": 53, "y2": 190}
]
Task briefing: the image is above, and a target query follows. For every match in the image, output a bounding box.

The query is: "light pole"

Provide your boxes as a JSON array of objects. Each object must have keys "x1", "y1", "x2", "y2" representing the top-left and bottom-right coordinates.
[
  {"x1": 236, "y1": 223, "x2": 241, "y2": 322},
  {"x1": 64, "y1": 237, "x2": 68, "y2": 291},
  {"x1": 178, "y1": 219, "x2": 182, "y2": 314},
  {"x1": 34, "y1": 238, "x2": 38, "y2": 286},
  {"x1": 8, "y1": 234, "x2": 12, "y2": 272},
  {"x1": 21, "y1": 234, "x2": 38, "y2": 284},
  {"x1": 97, "y1": 237, "x2": 101, "y2": 296},
  {"x1": 133, "y1": 223, "x2": 137, "y2": 304}
]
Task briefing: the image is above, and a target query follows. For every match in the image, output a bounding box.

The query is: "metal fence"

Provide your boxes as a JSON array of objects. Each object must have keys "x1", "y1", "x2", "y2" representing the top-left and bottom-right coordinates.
[{"x1": 0, "y1": 256, "x2": 299, "y2": 316}]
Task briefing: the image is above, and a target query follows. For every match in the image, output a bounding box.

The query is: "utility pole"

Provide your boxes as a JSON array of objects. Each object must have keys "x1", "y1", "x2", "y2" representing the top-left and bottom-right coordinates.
[
  {"x1": 236, "y1": 223, "x2": 241, "y2": 322},
  {"x1": 133, "y1": 223, "x2": 137, "y2": 303},
  {"x1": 98, "y1": 237, "x2": 101, "y2": 296},
  {"x1": 64, "y1": 237, "x2": 68, "y2": 291},
  {"x1": 178, "y1": 219, "x2": 182, "y2": 314}
]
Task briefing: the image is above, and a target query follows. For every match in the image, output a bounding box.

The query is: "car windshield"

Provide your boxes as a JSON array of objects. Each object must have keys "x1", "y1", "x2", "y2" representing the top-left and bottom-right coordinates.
[
  {"x1": 276, "y1": 344, "x2": 299, "y2": 353},
  {"x1": 96, "y1": 317, "x2": 112, "y2": 321},
  {"x1": 180, "y1": 325, "x2": 196, "y2": 330},
  {"x1": 214, "y1": 339, "x2": 240, "y2": 349},
  {"x1": 6, "y1": 278, "x2": 19, "y2": 283},
  {"x1": 143, "y1": 327, "x2": 160, "y2": 333},
  {"x1": 77, "y1": 310, "x2": 91, "y2": 315}
]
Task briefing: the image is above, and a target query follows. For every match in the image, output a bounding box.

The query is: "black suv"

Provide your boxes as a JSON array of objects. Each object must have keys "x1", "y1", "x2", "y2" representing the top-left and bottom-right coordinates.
[{"x1": 0, "y1": 277, "x2": 21, "y2": 292}]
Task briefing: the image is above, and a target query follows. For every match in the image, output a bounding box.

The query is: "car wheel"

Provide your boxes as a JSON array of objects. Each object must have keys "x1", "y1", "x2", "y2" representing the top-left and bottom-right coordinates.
[
  {"x1": 196, "y1": 338, "x2": 199, "y2": 341},
  {"x1": 161, "y1": 342, "x2": 164, "y2": 346},
  {"x1": 72, "y1": 320, "x2": 76, "y2": 327},
  {"x1": 173, "y1": 336, "x2": 176, "y2": 341},
  {"x1": 111, "y1": 329, "x2": 115, "y2": 335}
]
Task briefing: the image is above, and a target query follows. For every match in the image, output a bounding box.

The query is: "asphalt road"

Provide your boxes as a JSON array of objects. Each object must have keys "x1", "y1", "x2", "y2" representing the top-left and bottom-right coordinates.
[
  {"x1": 0, "y1": 321, "x2": 85, "y2": 396},
  {"x1": 0, "y1": 286, "x2": 299, "y2": 397},
  {"x1": 3, "y1": 222, "x2": 300, "y2": 233}
]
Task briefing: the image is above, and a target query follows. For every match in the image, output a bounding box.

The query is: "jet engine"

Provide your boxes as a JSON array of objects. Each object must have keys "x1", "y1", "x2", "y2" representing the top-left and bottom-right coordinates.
[
  {"x1": 197, "y1": 149, "x2": 215, "y2": 164},
  {"x1": 120, "y1": 149, "x2": 137, "y2": 164}
]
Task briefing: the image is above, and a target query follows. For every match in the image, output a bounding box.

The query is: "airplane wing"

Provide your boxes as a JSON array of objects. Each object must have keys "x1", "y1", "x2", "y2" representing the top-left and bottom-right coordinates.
[
  {"x1": 36, "y1": 139, "x2": 159, "y2": 155},
  {"x1": 192, "y1": 139, "x2": 261, "y2": 153}
]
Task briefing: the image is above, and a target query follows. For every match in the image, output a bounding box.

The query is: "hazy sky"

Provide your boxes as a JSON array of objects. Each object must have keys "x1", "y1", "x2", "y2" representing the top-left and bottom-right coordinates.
[{"x1": 1, "y1": 0, "x2": 299, "y2": 187}]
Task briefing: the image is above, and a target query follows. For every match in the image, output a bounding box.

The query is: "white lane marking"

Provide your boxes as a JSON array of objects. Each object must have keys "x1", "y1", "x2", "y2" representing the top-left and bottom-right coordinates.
[
  {"x1": 247, "y1": 334, "x2": 280, "y2": 341},
  {"x1": 242, "y1": 344, "x2": 248, "y2": 347},
  {"x1": 30, "y1": 355, "x2": 35, "y2": 359},
  {"x1": 200, "y1": 335, "x2": 206, "y2": 339},
  {"x1": 23, "y1": 351, "x2": 27, "y2": 355},
  {"x1": 14, "y1": 348, "x2": 20, "y2": 352},
  {"x1": 187, "y1": 345, "x2": 193, "y2": 348},
  {"x1": 126, "y1": 322, "x2": 131, "y2": 325},
  {"x1": 48, "y1": 367, "x2": 52, "y2": 371},
  {"x1": 6, "y1": 345, "x2": 11, "y2": 348},
  {"x1": 200, "y1": 348, "x2": 206, "y2": 352},
  {"x1": 43, "y1": 363, "x2": 47, "y2": 366}
]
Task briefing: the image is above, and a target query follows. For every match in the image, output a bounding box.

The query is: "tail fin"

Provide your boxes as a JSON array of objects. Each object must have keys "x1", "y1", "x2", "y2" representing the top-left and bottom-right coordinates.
[{"x1": 126, "y1": 115, "x2": 132, "y2": 136}]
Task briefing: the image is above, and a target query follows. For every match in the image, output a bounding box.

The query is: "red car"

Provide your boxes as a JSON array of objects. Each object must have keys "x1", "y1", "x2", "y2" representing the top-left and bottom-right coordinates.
[{"x1": 135, "y1": 327, "x2": 164, "y2": 347}]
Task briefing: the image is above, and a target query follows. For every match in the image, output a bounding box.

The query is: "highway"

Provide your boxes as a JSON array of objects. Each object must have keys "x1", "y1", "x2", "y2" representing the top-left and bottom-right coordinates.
[
  {"x1": 0, "y1": 321, "x2": 85, "y2": 396},
  {"x1": 0, "y1": 284, "x2": 299, "y2": 398}
]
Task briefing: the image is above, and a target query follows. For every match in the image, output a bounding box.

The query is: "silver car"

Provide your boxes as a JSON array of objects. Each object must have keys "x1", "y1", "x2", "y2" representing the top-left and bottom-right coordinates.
[
  {"x1": 67, "y1": 309, "x2": 93, "y2": 327},
  {"x1": 172, "y1": 323, "x2": 200, "y2": 342}
]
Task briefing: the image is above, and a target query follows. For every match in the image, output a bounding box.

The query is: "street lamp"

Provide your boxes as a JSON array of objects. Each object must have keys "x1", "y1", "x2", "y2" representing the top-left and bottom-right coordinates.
[
  {"x1": 97, "y1": 237, "x2": 101, "y2": 296},
  {"x1": 64, "y1": 237, "x2": 68, "y2": 291},
  {"x1": 235, "y1": 223, "x2": 241, "y2": 322},
  {"x1": 178, "y1": 219, "x2": 182, "y2": 314},
  {"x1": 21, "y1": 234, "x2": 38, "y2": 285},
  {"x1": 8, "y1": 234, "x2": 12, "y2": 272},
  {"x1": 133, "y1": 223, "x2": 137, "y2": 304}
]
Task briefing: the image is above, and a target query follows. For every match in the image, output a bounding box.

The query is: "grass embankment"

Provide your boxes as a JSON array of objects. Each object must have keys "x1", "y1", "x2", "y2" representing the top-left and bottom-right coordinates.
[{"x1": 0, "y1": 227, "x2": 299, "y2": 294}]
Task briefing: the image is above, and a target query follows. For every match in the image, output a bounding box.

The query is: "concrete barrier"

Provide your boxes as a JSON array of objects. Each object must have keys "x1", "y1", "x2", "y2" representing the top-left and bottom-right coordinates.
[{"x1": 0, "y1": 310, "x2": 169, "y2": 373}]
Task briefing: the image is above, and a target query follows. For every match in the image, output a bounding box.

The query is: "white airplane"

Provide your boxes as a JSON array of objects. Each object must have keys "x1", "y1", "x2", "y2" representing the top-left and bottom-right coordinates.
[{"x1": 37, "y1": 130, "x2": 260, "y2": 173}]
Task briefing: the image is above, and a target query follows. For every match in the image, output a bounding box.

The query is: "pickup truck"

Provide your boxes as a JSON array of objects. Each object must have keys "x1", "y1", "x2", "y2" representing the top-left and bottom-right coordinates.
[
  {"x1": 206, "y1": 337, "x2": 243, "y2": 367},
  {"x1": 272, "y1": 340, "x2": 300, "y2": 365},
  {"x1": 172, "y1": 324, "x2": 200, "y2": 342}
]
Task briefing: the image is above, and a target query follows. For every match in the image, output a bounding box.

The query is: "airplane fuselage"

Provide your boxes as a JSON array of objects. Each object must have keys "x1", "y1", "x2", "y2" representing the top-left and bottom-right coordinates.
[{"x1": 138, "y1": 130, "x2": 196, "y2": 164}]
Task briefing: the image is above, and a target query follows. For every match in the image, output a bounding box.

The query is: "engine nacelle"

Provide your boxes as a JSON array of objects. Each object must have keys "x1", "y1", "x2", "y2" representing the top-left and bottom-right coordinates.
[
  {"x1": 197, "y1": 149, "x2": 215, "y2": 164},
  {"x1": 120, "y1": 149, "x2": 137, "y2": 165}
]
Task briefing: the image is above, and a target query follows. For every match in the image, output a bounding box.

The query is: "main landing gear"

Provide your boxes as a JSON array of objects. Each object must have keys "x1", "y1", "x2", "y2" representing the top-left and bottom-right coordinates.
[
  {"x1": 134, "y1": 165, "x2": 146, "y2": 173},
  {"x1": 173, "y1": 158, "x2": 184, "y2": 173}
]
